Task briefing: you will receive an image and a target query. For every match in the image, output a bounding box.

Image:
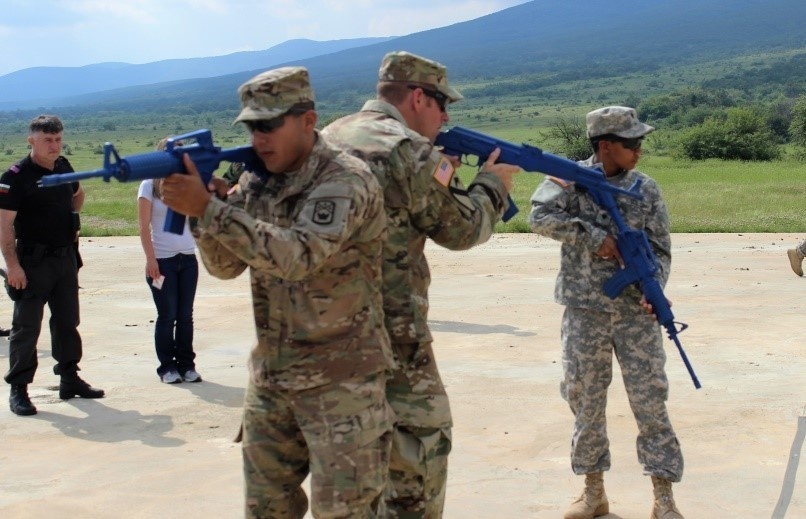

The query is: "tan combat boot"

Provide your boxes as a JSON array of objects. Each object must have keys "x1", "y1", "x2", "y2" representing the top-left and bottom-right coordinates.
[
  {"x1": 564, "y1": 472, "x2": 609, "y2": 519},
  {"x1": 651, "y1": 476, "x2": 683, "y2": 519},
  {"x1": 787, "y1": 249, "x2": 804, "y2": 277}
]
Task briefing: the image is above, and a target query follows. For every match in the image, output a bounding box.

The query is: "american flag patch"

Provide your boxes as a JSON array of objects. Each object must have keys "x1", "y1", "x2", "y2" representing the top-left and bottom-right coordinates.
[
  {"x1": 0, "y1": 183, "x2": 10, "y2": 194},
  {"x1": 432, "y1": 156, "x2": 455, "y2": 187}
]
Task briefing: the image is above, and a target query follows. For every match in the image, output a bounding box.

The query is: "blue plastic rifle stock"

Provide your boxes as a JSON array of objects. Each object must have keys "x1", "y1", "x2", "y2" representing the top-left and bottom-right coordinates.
[
  {"x1": 434, "y1": 126, "x2": 643, "y2": 221},
  {"x1": 39, "y1": 129, "x2": 262, "y2": 234}
]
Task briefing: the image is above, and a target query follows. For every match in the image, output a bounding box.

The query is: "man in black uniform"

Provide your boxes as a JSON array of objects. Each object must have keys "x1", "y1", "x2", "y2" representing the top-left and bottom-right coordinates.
[{"x1": 0, "y1": 115, "x2": 104, "y2": 416}]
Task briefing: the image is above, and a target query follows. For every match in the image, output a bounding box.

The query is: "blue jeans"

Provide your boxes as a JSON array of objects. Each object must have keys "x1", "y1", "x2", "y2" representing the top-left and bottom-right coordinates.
[{"x1": 147, "y1": 253, "x2": 198, "y2": 376}]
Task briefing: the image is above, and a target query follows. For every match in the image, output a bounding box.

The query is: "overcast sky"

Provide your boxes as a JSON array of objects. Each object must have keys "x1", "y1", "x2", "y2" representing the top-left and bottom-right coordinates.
[{"x1": 0, "y1": 0, "x2": 529, "y2": 76}]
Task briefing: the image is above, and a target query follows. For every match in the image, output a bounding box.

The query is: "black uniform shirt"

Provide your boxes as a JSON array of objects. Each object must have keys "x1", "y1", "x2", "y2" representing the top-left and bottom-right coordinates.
[{"x1": 0, "y1": 155, "x2": 79, "y2": 247}]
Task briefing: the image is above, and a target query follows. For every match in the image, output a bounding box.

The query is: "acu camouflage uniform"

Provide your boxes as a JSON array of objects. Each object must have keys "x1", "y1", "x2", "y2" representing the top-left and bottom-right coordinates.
[
  {"x1": 194, "y1": 67, "x2": 394, "y2": 519},
  {"x1": 322, "y1": 51, "x2": 510, "y2": 518},
  {"x1": 528, "y1": 106, "x2": 684, "y2": 483}
]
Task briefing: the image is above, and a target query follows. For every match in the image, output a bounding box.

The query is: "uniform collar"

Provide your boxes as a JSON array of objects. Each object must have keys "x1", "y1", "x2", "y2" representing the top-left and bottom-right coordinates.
[{"x1": 360, "y1": 99, "x2": 407, "y2": 127}]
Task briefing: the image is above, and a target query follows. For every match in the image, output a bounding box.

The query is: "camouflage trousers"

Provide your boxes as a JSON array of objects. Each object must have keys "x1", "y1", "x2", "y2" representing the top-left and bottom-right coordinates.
[
  {"x1": 797, "y1": 239, "x2": 806, "y2": 256},
  {"x1": 385, "y1": 341, "x2": 453, "y2": 518},
  {"x1": 242, "y1": 372, "x2": 392, "y2": 519},
  {"x1": 560, "y1": 306, "x2": 684, "y2": 482}
]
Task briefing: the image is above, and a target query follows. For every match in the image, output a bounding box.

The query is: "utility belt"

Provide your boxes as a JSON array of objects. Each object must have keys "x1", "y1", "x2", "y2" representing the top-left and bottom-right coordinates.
[{"x1": 17, "y1": 241, "x2": 73, "y2": 258}]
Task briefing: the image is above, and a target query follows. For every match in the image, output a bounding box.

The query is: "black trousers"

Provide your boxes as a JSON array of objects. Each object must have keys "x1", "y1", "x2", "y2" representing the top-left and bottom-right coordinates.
[{"x1": 4, "y1": 249, "x2": 82, "y2": 385}]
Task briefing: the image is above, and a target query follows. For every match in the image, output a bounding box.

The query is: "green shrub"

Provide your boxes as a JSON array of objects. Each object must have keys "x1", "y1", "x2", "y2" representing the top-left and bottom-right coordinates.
[
  {"x1": 789, "y1": 94, "x2": 806, "y2": 153},
  {"x1": 674, "y1": 107, "x2": 780, "y2": 161},
  {"x1": 545, "y1": 115, "x2": 591, "y2": 161}
]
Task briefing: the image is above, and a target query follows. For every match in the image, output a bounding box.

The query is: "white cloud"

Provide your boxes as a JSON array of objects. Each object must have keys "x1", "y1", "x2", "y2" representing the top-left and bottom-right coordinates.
[{"x1": 63, "y1": 1, "x2": 158, "y2": 23}]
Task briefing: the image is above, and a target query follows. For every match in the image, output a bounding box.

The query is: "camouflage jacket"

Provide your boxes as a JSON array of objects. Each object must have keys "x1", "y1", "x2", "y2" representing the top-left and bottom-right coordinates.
[
  {"x1": 322, "y1": 99, "x2": 509, "y2": 343},
  {"x1": 192, "y1": 133, "x2": 393, "y2": 390},
  {"x1": 528, "y1": 156, "x2": 671, "y2": 314}
]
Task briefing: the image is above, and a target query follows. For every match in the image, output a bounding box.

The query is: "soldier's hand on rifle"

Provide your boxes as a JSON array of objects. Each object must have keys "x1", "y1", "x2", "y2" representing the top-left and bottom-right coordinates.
[
  {"x1": 597, "y1": 235, "x2": 624, "y2": 268},
  {"x1": 480, "y1": 147, "x2": 520, "y2": 192},
  {"x1": 640, "y1": 295, "x2": 673, "y2": 320},
  {"x1": 207, "y1": 177, "x2": 230, "y2": 200},
  {"x1": 161, "y1": 154, "x2": 212, "y2": 217},
  {"x1": 442, "y1": 154, "x2": 462, "y2": 169}
]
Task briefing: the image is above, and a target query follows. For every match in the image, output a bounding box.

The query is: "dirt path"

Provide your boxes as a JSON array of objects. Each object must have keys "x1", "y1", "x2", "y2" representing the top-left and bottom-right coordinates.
[{"x1": 1, "y1": 233, "x2": 804, "y2": 518}]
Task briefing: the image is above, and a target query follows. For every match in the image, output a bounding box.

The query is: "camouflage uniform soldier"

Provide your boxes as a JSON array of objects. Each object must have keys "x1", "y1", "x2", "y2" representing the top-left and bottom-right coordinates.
[
  {"x1": 161, "y1": 67, "x2": 394, "y2": 519},
  {"x1": 322, "y1": 51, "x2": 519, "y2": 518},
  {"x1": 529, "y1": 106, "x2": 684, "y2": 519}
]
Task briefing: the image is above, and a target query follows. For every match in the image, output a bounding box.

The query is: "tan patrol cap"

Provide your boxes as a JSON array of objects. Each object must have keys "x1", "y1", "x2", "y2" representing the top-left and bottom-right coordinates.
[
  {"x1": 378, "y1": 51, "x2": 463, "y2": 103},
  {"x1": 233, "y1": 66, "x2": 315, "y2": 124}
]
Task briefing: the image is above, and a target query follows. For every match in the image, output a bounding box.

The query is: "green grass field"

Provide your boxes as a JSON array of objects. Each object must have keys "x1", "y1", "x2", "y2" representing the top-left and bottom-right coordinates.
[
  {"x1": 1, "y1": 124, "x2": 803, "y2": 236},
  {"x1": 475, "y1": 155, "x2": 806, "y2": 234}
]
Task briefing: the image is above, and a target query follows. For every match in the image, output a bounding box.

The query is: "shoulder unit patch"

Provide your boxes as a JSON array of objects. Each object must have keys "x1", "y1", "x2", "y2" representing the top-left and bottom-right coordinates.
[{"x1": 312, "y1": 200, "x2": 336, "y2": 225}]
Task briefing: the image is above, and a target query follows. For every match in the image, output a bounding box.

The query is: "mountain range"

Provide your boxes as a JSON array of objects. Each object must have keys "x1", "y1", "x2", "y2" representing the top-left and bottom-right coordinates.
[
  {"x1": 1, "y1": 0, "x2": 804, "y2": 114},
  {"x1": 0, "y1": 37, "x2": 393, "y2": 109}
]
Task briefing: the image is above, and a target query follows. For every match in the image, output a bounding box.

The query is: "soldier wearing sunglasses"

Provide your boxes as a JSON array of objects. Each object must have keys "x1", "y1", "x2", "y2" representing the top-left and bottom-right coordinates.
[
  {"x1": 529, "y1": 106, "x2": 685, "y2": 519},
  {"x1": 161, "y1": 66, "x2": 394, "y2": 519},
  {"x1": 322, "y1": 51, "x2": 519, "y2": 518}
]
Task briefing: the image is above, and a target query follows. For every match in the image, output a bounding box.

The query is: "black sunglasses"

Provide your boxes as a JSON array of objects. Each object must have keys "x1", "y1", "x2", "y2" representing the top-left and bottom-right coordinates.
[
  {"x1": 407, "y1": 85, "x2": 448, "y2": 112},
  {"x1": 612, "y1": 136, "x2": 644, "y2": 150},
  {"x1": 244, "y1": 117, "x2": 286, "y2": 134},
  {"x1": 243, "y1": 108, "x2": 309, "y2": 134}
]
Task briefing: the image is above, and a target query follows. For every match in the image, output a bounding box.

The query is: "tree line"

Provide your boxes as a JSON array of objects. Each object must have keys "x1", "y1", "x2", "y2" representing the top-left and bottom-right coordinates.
[{"x1": 547, "y1": 90, "x2": 806, "y2": 162}]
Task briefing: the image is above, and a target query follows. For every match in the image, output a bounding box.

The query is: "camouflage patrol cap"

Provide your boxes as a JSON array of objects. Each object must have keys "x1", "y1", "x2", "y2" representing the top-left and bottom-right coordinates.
[
  {"x1": 379, "y1": 51, "x2": 463, "y2": 103},
  {"x1": 586, "y1": 106, "x2": 654, "y2": 139},
  {"x1": 234, "y1": 66, "x2": 315, "y2": 124}
]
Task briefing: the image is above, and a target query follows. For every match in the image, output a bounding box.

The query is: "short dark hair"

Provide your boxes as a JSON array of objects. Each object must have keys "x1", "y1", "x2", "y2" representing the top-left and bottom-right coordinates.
[
  {"x1": 376, "y1": 81, "x2": 410, "y2": 105},
  {"x1": 29, "y1": 115, "x2": 63, "y2": 134},
  {"x1": 288, "y1": 101, "x2": 315, "y2": 114}
]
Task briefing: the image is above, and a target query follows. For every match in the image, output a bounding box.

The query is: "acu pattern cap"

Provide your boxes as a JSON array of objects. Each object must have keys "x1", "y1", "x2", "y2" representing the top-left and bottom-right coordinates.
[
  {"x1": 234, "y1": 66, "x2": 315, "y2": 124},
  {"x1": 379, "y1": 51, "x2": 464, "y2": 103},
  {"x1": 586, "y1": 106, "x2": 654, "y2": 139}
]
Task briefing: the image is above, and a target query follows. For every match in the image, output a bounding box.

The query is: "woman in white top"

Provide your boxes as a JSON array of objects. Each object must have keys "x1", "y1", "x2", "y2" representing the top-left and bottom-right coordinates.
[{"x1": 137, "y1": 150, "x2": 201, "y2": 384}]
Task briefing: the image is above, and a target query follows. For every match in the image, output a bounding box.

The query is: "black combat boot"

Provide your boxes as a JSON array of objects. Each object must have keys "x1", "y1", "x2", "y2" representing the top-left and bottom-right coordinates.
[
  {"x1": 59, "y1": 373, "x2": 105, "y2": 400},
  {"x1": 9, "y1": 384, "x2": 37, "y2": 415}
]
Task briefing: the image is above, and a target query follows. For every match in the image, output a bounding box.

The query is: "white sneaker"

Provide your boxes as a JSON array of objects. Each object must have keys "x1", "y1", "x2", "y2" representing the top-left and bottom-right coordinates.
[
  {"x1": 181, "y1": 369, "x2": 202, "y2": 383},
  {"x1": 160, "y1": 370, "x2": 182, "y2": 384}
]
